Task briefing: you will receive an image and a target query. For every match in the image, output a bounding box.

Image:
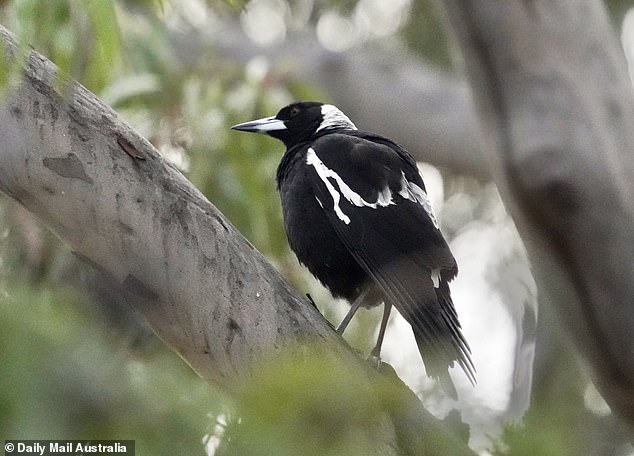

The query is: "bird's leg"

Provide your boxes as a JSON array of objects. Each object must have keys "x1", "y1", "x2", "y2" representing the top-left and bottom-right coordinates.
[
  {"x1": 368, "y1": 301, "x2": 392, "y2": 368},
  {"x1": 336, "y1": 286, "x2": 372, "y2": 334}
]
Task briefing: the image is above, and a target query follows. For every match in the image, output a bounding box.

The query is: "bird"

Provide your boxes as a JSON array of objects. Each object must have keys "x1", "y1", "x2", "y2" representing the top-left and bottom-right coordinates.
[{"x1": 232, "y1": 101, "x2": 475, "y2": 393}]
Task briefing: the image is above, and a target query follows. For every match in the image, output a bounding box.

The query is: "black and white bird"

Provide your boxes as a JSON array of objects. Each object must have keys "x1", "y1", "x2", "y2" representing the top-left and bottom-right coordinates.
[{"x1": 232, "y1": 101, "x2": 475, "y2": 392}]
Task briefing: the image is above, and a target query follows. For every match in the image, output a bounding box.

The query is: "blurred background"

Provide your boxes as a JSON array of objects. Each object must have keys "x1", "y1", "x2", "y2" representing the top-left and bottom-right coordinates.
[{"x1": 0, "y1": 1, "x2": 633, "y2": 455}]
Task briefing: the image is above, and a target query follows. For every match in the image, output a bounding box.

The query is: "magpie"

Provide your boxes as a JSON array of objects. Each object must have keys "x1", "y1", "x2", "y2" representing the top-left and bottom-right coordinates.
[{"x1": 232, "y1": 101, "x2": 475, "y2": 393}]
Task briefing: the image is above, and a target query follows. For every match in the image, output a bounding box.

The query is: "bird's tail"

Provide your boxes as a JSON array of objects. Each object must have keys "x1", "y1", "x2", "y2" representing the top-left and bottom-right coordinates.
[
  {"x1": 413, "y1": 331, "x2": 459, "y2": 398},
  {"x1": 413, "y1": 280, "x2": 475, "y2": 398}
]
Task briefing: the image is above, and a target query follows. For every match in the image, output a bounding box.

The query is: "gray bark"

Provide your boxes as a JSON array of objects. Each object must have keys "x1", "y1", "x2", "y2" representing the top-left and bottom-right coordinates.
[
  {"x1": 0, "y1": 25, "x2": 476, "y2": 455},
  {"x1": 436, "y1": 0, "x2": 634, "y2": 429}
]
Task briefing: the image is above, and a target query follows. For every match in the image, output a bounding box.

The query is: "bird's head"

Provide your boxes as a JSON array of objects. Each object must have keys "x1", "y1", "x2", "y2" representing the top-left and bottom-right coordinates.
[{"x1": 231, "y1": 101, "x2": 357, "y2": 147}]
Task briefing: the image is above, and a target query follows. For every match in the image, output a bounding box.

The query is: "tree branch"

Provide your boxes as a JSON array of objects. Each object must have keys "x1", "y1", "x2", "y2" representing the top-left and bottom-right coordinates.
[
  {"x1": 436, "y1": 0, "x2": 634, "y2": 428},
  {"x1": 0, "y1": 25, "x2": 476, "y2": 454},
  {"x1": 0, "y1": 30, "x2": 337, "y2": 387}
]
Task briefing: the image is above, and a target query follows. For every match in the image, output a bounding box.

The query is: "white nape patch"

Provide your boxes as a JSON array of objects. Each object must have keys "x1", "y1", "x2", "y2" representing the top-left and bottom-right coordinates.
[
  {"x1": 306, "y1": 148, "x2": 392, "y2": 224},
  {"x1": 431, "y1": 268, "x2": 441, "y2": 288},
  {"x1": 398, "y1": 172, "x2": 439, "y2": 229},
  {"x1": 316, "y1": 104, "x2": 358, "y2": 133}
]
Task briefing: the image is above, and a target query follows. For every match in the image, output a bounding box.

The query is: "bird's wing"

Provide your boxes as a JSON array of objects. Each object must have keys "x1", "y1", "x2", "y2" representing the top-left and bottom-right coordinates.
[{"x1": 305, "y1": 133, "x2": 474, "y2": 384}]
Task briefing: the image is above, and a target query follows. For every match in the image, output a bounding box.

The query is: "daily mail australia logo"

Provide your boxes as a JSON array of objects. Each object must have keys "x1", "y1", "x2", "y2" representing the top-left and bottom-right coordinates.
[{"x1": 4, "y1": 440, "x2": 134, "y2": 455}]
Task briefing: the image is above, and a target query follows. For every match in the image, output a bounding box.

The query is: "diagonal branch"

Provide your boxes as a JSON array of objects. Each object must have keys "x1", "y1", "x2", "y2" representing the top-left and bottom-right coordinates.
[{"x1": 0, "y1": 24, "x2": 340, "y2": 389}]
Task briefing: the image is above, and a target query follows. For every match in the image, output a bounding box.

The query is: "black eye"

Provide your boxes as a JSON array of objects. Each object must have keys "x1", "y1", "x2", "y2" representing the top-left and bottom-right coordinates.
[{"x1": 290, "y1": 106, "x2": 300, "y2": 117}]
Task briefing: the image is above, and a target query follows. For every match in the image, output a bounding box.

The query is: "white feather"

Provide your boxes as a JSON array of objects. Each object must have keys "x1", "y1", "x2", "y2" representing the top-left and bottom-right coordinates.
[
  {"x1": 306, "y1": 148, "x2": 393, "y2": 224},
  {"x1": 316, "y1": 104, "x2": 357, "y2": 132},
  {"x1": 398, "y1": 171, "x2": 439, "y2": 229}
]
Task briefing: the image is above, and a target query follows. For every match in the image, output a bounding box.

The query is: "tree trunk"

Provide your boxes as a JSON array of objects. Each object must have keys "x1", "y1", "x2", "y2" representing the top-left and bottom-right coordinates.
[
  {"x1": 436, "y1": 0, "x2": 634, "y2": 429},
  {"x1": 0, "y1": 25, "x2": 476, "y2": 455}
]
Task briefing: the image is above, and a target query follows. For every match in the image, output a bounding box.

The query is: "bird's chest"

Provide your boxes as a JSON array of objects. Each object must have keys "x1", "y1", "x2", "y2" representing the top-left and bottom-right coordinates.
[{"x1": 278, "y1": 156, "x2": 337, "y2": 257}]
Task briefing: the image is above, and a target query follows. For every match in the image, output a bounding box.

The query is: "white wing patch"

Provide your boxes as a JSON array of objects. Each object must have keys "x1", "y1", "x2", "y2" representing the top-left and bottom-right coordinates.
[
  {"x1": 316, "y1": 105, "x2": 358, "y2": 133},
  {"x1": 431, "y1": 268, "x2": 441, "y2": 288},
  {"x1": 306, "y1": 149, "x2": 439, "y2": 229},
  {"x1": 306, "y1": 148, "x2": 392, "y2": 224},
  {"x1": 398, "y1": 171, "x2": 439, "y2": 229}
]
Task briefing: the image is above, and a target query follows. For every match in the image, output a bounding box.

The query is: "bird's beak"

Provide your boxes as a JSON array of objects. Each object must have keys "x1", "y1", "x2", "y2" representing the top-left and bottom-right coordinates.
[{"x1": 231, "y1": 116, "x2": 287, "y2": 133}]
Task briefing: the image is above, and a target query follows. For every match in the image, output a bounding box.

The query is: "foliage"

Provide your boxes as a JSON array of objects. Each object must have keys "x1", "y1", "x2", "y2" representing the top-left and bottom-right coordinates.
[
  {"x1": 217, "y1": 352, "x2": 392, "y2": 456},
  {"x1": 217, "y1": 349, "x2": 475, "y2": 456},
  {"x1": 0, "y1": 281, "x2": 224, "y2": 454},
  {"x1": 1, "y1": 0, "x2": 119, "y2": 91}
]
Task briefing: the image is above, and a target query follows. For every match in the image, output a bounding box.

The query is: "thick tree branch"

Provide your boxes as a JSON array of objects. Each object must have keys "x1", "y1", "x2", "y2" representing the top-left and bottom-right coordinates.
[
  {"x1": 0, "y1": 26, "x2": 476, "y2": 454},
  {"x1": 437, "y1": 0, "x2": 634, "y2": 428},
  {"x1": 0, "y1": 26, "x2": 346, "y2": 387}
]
